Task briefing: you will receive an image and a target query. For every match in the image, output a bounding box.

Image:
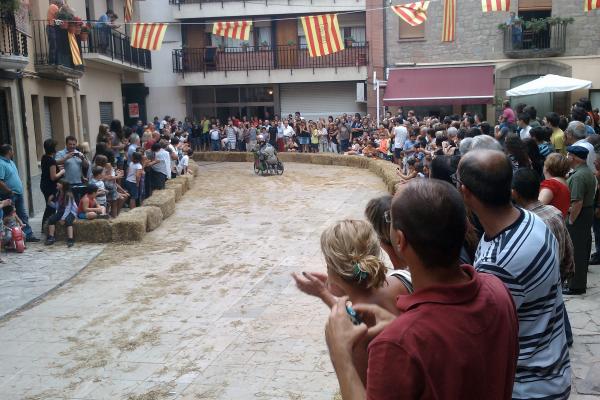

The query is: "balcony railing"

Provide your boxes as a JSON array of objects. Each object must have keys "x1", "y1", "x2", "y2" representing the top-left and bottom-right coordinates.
[
  {"x1": 0, "y1": 12, "x2": 28, "y2": 58},
  {"x1": 80, "y1": 26, "x2": 152, "y2": 70},
  {"x1": 173, "y1": 43, "x2": 369, "y2": 74},
  {"x1": 503, "y1": 23, "x2": 567, "y2": 58},
  {"x1": 32, "y1": 20, "x2": 84, "y2": 77}
]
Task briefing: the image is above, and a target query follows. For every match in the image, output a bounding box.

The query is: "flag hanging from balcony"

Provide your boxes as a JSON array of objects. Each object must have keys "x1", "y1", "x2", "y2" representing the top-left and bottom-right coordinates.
[
  {"x1": 124, "y1": 0, "x2": 133, "y2": 22},
  {"x1": 68, "y1": 32, "x2": 83, "y2": 66},
  {"x1": 584, "y1": 0, "x2": 600, "y2": 11},
  {"x1": 441, "y1": 0, "x2": 455, "y2": 42},
  {"x1": 481, "y1": 0, "x2": 510, "y2": 12},
  {"x1": 300, "y1": 14, "x2": 344, "y2": 58},
  {"x1": 130, "y1": 23, "x2": 168, "y2": 51},
  {"x1": 391, "y1": 2, "x2": 430, "y2": 26},
  {"x1": 212, "y1": 21, "x2": 252, "y2": 41}
]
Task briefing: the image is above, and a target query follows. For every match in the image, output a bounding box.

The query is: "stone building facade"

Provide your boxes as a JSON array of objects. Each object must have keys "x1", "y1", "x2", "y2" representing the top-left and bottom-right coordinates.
[{"x1": 383, "y1": 0, "x2": 600, "y2": 120}]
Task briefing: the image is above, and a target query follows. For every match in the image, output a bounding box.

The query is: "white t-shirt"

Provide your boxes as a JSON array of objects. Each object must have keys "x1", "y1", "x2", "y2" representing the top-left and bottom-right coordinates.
[
  {"x1": 519, "y1": 125, "x2": 531, "y2": 140},
  {"x1": 210, "y1": 129, "x2": 220, "y2": 141},
  {"x1": 177, "y1": 155, "x2": 189, "y2": 174},
  {"x1": 152, "y1": 149, "x2": 171, "y2": 178},
  {"x1": 127, "y1": 162, "x2": 142, "y2": 184},
  {"x1": 283, "y1": 125, "x2": 294, "y2": 138},
  {"x1": 394, "y1": 126, "x2": 408, "y2": 149}
]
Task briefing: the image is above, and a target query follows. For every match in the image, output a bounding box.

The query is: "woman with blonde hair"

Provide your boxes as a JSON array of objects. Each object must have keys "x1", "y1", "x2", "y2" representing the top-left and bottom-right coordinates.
[{"x1": 292, "y1": 219, "x2": 411, "y2": 383}]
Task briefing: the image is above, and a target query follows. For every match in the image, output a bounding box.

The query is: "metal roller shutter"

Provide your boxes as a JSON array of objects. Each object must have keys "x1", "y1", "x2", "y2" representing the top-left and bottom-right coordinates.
[{"x1": 280, "y1": 82, "x2": 366, "y2": 120}]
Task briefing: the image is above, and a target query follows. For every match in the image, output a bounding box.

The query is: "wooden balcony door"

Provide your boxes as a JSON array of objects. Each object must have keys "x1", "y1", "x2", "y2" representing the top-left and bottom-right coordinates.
[{"x1": 275, "y1": 19, "x2": 297, "y2": 69}]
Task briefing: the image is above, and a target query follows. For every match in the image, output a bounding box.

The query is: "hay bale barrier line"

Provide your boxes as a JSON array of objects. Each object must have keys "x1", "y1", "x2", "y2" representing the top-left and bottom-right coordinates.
[
  {"x1": 193, "y1": 152, "x2": 401, "y2": 194},
  {"x1": 46, "y1": 160, "x2": 200, "y2": 243}
]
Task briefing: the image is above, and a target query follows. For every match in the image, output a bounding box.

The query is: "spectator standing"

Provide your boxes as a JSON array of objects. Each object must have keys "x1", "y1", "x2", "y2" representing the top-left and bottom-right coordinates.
[
  {"x1": 457, "y1": 150, "x2": 571, "y2": 400},
  {"x1": 512, "y1": 168, "x2": 575, "y2": 346},
  {"x1": 149, "y1": 142, "x2": 170, "y2": 191},
  {"x1": 565, "y1": 121, "x2": 596, "y2": 172},
  {"x1": 0, "y1": 145, "x2": 39, "y2": 242},
  {"x1": 500, "y1": 100, "x2": 516, "y2": 131},
  {"x1": 209, "y1": 124, "x2": 220, "y2": 151},
  {"x1": 564, "y1": 146, "x2": 596, "y2": 295},
  {"x1": 46, "y1": 0, "x2": 62, "y2": 64},
  {"x1": 517, "y1": 113, "x2": 531, "y2": 140},
  {"x1": 338, "y1": 122, "x2": 350, "y2": 153},
  {"x1": 56, "y1": 136, "x2": 88, "y2": 200},
  {"x1": 393, "y1": 120, "x2": 408, "y2": 164},
  {"x1": 96, "y1": 9, "x2": 118, "y2": 53},
  {"x1": 324, "y1": 180, "x2": 519, "y2": 400},
  {"x1": 40, "y1": 139, "x2": 65, "y2": 228},
  {"x1": 545, "y1": 112, "x2": 565, "y2": 155},
  {"x1": 317, "y1": 122, "x2": 328, "y2": 153}
]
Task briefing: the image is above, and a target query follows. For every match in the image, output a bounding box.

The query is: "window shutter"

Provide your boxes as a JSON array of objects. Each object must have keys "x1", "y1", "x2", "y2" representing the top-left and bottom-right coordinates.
[{"x1": 99, "y1": 102, "x2": 114, "y2": 125}]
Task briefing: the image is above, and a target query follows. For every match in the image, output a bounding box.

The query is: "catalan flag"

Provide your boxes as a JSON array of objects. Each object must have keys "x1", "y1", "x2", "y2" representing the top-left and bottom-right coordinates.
[
  {"x1": 584, "y1": 0, "x2": 600, "y2": 11},
  {"x1": 442, "y1": 0, "x2": 455, "y2": 42},
  {"x1": 130, "y1": 23, "x2": 168, "y2": 51},
  {"x1": 68, "y1": 32, "x2": 83, "y2": 66},
  {"x1": 481, "y1": 0, "x2": 510, "y2": 12},
  {"x1": 300, "y1": 14, "x2": 344, "y2": 58},
  {"x1": 391, "y1": 2, "x2": 430, "y2": 26},
  {"x1": 212, "y1": 21, "x2": 252, "y2": 41},
  {"x1": 124, "y1": 0, "x2": 133, "y2": 22}
]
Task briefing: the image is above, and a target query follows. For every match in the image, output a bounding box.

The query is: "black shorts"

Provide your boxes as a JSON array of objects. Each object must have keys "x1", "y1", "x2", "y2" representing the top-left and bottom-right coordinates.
[
  {"x1": 48, "y1": 212, "x2": 75, "y2": 227},
  {"x1": 394, "y1": 148, "x2": 402, "y2": 159}
]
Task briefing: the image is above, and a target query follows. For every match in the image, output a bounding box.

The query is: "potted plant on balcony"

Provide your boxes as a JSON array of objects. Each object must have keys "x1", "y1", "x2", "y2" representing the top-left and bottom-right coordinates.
[
  {"x1": 344, "y1": 36, "x2": 355, "y2": 48},
  {"x1": 79, "y1": 23, "x2": 91, "y2": 41},
  {"x1": 241, "y1": 42, "x2": 249, "y2": 52}
]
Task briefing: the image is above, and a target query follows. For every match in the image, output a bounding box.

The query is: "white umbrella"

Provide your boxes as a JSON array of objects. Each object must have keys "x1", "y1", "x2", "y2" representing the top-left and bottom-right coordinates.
[{"x1": 506, "y1": 74, "x2": 592, "y2": 96}]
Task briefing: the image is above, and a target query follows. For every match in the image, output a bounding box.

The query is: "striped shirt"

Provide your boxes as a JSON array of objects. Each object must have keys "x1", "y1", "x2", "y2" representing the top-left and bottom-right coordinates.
[{"x1": 475, "y1": 209, "x2": 571, "y2": 400}]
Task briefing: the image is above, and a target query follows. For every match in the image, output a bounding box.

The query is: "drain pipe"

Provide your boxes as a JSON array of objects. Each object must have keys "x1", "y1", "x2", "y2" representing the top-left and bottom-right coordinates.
[{"x1": 17, "y1": 73, "x2": 34, "y2": 215}]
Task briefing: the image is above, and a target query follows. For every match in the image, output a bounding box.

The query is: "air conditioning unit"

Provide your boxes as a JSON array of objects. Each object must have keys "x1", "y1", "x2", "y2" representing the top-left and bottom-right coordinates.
[{"x1": 356, "y1": 82, "x2": 366, "y2": 103}]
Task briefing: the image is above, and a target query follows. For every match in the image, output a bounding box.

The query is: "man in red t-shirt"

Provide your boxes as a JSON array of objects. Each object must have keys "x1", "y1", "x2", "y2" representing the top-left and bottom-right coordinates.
[{"x1": 325, "y1": 179, "x2": 519, "y2": 400}]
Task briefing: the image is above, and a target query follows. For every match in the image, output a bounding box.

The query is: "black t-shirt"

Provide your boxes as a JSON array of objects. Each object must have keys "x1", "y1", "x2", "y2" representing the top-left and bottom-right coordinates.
[{"x1": 41, "y1": 154, "x2": 58, "y2": 193}]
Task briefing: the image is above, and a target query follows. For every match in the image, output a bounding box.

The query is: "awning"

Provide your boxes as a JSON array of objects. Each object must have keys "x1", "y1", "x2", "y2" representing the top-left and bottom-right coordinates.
[
  {"x1": 383, "y1": 65, "x2": 495, "y2": 106},
  {"x1": 506, "y1": 74, "x2": 592, "y2": 96}
]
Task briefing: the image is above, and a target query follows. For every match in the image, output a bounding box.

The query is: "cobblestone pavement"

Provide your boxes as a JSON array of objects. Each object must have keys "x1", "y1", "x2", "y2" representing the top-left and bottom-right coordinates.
[
  {"x1": 0, "y1": 217, "x2": 105, "y2": 318},
  {"x1": 0, "y1": 163, "x2": 388, "y2": 399},
  {"x1": 0, "y1": 162, "x2": 598, "y2": 399}
]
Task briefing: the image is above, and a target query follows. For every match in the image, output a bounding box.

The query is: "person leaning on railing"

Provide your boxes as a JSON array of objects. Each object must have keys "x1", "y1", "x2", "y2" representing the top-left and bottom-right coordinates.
[{"x1": 46, "y1": 0, "x2": 63, "y2": 64}]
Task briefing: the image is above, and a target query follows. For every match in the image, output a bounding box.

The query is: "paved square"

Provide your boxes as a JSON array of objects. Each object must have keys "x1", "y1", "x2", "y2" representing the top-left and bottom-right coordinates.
[{"x1": 0, "y1": 162, "x2": 598, "y2": 399}]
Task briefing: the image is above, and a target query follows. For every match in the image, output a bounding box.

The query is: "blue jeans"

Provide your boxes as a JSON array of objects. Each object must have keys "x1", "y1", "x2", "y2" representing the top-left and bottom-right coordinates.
[
  {"x1": 12, "y1": 193, "x2": 33, "y2": 239},
  {"x1": 211, "y1": 139, "x2": 220, "y2": 151},
  {"x1": 340, "y1": 139, "x2": 350, "y2": 153}
]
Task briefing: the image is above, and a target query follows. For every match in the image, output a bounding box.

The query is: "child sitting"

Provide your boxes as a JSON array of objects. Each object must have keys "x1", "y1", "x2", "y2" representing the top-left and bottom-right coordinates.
[
  {"x1": 46, "y1": 180, "x2": 78, "y2": 247},
  {"x1": 177, "y1": 149, "x2": 192, "y2": 176},
  {"x1": 77, "y1": 184, "x2": 107, "y2": 220},
  {"x1": 89, "y1": 166, "x2": 107, "y2": 210},
  {"x1": 286, "y1": 137, "x2": 298, "y2": 152}
]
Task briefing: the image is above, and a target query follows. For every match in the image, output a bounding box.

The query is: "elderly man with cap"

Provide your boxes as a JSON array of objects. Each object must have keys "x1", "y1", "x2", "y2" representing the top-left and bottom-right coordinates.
[
  {"x1": 564, "y1": 145, "x2": 597, "y2": 295},
  {"x1": 564, "y1": 121, "x2": 596, "y2": 173}
]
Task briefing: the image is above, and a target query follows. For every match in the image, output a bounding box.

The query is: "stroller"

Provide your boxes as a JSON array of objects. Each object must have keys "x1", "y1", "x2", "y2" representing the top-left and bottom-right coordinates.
[{"x1": 253, "y1": 145, "x2": 284, "y2": 176}]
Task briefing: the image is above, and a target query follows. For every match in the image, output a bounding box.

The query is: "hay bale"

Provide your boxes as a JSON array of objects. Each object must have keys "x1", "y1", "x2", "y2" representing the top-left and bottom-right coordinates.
[
  {"x1": 140, "y1": 205, "x2": 163, "y2": 231},
  {"x1": 111, "y1": 210, "x2": 147, "y2": 242},
  {"x1": 144, "y1": 189, "x2": 176, "y2": 218},
  {"x1": 73, "y1": 219, "x2": 112, "y2": 242},
  {"x1": 179, "y1": 174, "x2": 195, "y2": 189},
  {"x1": 171, "y1": 176, "x2": 189, "y2": 192},
  {"x1": 165, "y1": 181, "x2": 184, "y2": 201},
  {"x1": 188, "y1": 159, "x2": 200, "y2": 176}
]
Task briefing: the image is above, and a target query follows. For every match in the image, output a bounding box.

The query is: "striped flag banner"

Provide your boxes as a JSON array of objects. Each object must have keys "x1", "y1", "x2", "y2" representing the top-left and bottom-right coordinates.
[
  {"x1": 584, "y1": 0, "x2": 600, "y2": 11},
  {"x1": 442, "y1": 0, "x2": 455, "y2": 42},
  {"x1": 391, "y1": 2, "x2": 430, "y2": 26},
  {"x1": 124, "y1": 0, "x2": 133, "y2": 22},
  {"x1": 212, "y1": 21, "x2": 252, "y2": 41},
  {"x1": 300, "y1": 14, "x2": 344, "y2": 58},
  {"x1": 482, "y1": 0, "x2": 510, "y2": 12},
  {"x1": 68, "y1": 32, "x2": 83, "y2": 66},
  {"x1": 130, "y1": 23, "x2": 168, "y2": 51}
]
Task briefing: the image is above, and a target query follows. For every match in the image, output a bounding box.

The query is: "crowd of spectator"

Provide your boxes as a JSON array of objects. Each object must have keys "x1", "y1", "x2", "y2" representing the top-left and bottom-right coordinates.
[{"x1": 289, "y1": 98, "x2": 600, "y2": 400}]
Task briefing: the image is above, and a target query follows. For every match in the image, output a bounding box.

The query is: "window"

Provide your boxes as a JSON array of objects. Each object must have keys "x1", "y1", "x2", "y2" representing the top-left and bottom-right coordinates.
[
  {"x1": 99, "y1": 102, "x2": 114, "y2": 125},
  {"x1": 215, "y1": 87, "x2": 239, "y2": 103},
  {"x1": 0, "y1": 91, "x2": 11, "y2": 146},
  {"x1": 343, "y1": 27, "x2": 366, "y2": 44},
  {"x1": 80, "y1": 95, "x2": 89, "y2": 143},
  {"x1": 399, "y1": 20, "x2": 425, "y2": 40},
  {"x1": 105, "y1": 0, "x2": 114, "y2": 12}
]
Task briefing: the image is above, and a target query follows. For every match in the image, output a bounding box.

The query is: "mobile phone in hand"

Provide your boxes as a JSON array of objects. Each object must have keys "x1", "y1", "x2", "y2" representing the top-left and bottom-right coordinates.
[{"x1": 346, "y1": 304, "x2": 362, "y2": 326}]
